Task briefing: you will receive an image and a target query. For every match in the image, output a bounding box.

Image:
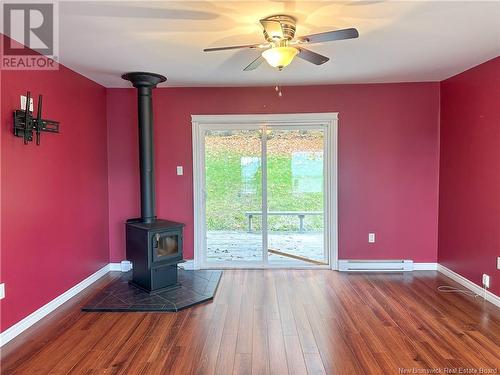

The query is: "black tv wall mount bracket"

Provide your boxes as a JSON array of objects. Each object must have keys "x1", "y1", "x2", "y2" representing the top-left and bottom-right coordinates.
[{"x1": 13, "y1": 91, "x2": 60, "y2": 145}]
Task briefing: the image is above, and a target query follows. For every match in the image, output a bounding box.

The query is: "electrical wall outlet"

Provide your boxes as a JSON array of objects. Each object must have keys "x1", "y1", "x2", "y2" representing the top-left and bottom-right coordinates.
[
  {"x1": 176, "y1": 166, "x2": 183, "y2": 176},
  {"x1": 20, "y1": 95, "x2": 34, "y2": 112},
  {"x1": 497, "y1": 257, "x2": 500, "y2": 270},
  {"x1": 368, "y1": 233, "x2": 375, "y2": 243},
  {"x1": 482, "y1": 274, "x2": 490, "y2": 289},
  {"x1": 0, "y1": 283, "x2": 5, "y2": 300}
]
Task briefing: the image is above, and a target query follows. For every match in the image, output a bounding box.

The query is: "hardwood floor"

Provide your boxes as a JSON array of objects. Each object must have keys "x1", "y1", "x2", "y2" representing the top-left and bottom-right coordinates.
[{"x1": 1, "y1": 270, "x2": 499, "y2": 374}]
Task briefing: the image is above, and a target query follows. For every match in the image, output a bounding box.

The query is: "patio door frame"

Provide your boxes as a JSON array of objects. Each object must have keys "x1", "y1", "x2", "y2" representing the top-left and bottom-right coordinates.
[{"x1": 191, "y1": 113, "x2": 338, "y2": 270}]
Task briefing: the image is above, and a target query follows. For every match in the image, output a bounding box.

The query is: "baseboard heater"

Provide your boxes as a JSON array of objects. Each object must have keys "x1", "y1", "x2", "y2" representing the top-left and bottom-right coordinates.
[{"x1": 338, "y1": 260, "x2": 414, "y2": 272}]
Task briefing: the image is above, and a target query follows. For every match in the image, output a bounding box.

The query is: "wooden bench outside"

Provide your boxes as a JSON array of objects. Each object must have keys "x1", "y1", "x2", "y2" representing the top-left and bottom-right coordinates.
[{"x1": 244, "y1": 211, "x2": 323, "y2": 232}]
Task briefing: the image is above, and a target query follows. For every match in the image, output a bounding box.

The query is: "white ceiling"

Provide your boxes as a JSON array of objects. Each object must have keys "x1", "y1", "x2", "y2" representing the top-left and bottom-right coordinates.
[{"x1": 56, "y1": 0, "x2": 500, "y2": 87}]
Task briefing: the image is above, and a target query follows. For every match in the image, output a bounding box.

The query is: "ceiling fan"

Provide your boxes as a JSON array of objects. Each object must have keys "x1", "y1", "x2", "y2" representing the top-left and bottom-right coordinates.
[{"x1": 203, "y1": 15, "x2": 359, "y2": 71}]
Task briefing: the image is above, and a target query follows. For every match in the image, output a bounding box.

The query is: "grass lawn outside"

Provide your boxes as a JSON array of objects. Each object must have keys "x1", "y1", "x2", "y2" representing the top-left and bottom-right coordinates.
[{"x1": 205, "y1": 130, "x2": 325, "y2": 233}]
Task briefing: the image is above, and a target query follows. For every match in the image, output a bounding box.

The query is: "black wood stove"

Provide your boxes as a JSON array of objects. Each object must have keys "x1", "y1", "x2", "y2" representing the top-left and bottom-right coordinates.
[
  {"x1": 123, "y1": 72, "x2": 184, "y2": 292},
  {"x1": 82, "y1": 71, "x2": 221, "y2": 313}
]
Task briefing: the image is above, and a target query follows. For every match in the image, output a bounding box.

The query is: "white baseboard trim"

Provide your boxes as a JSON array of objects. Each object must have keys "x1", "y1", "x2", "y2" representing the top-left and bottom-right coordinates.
[
  {"x1": 179, "y1": 259, "x2": 197, "y2": 270},
  {"x1": 109, "y1": 263, "x2": 122, "y2": 271},
  {"x1": 109, "y1": 261, "x2": 132, "y2": 272},
  {"x1": 0, "y1": 264, "x2": 111, "y2": 347},
  {"x1": 414, "y1": 262, "x2": 438, "y2": 270},
  {"x1": 437, "y1": 264, "x2": 500, "y2": 308}
]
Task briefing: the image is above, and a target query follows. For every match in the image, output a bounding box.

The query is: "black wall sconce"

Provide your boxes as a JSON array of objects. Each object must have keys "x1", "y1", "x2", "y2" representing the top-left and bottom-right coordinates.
[{"x1": 13, "y1": 91, "x2": 60, "y2": 145}]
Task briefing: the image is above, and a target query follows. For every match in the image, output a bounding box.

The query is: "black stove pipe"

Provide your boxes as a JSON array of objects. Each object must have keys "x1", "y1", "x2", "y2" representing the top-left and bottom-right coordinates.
[{"x1": 122, "y1": 72, "x2": 167, "y2": 223}]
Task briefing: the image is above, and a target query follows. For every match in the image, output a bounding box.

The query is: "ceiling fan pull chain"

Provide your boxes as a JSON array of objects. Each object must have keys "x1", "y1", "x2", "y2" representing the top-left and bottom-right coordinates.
[{"x1": 274, "y1": 84, "x2": 283, "y2": 97}]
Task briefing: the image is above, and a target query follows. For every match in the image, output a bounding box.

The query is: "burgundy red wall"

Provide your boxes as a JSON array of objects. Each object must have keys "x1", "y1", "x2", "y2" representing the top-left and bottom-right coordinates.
[
  {"x1": 3, "y1": 42, "x2": 495, "y2": 335},
  {"x1": 438, "y1": 57, "x2": 500, "y2": 295},
  {"x1": 1, "y1": 44, "x2": 109, "y2": 330},
  {"x1": 107, "y1": 83, "x2": 441, "y2": 263}
]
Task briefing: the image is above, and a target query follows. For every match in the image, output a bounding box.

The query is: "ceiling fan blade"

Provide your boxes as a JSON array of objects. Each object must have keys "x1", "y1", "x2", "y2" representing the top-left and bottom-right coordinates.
[
  {"x1": 203, "y1": 43, "x2": 263, "y2": 52},
  {"x1": 298, "y1": 28, "x2": 359, "y2": 44},
  {"x1": 297, "y1": 48, "x2": 329, "y2": 65},
  {"x1": 260, "y1": 19, "x2": 284, "y2": 39},
  {"x1": 243, "y1": 56, "x2": 264, "y2": 71}
]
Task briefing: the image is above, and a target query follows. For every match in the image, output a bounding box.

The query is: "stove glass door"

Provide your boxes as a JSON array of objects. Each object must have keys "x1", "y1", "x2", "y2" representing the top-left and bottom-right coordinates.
[{"x1": 154, "y1": 233, "x2": 179, "y2": 261}]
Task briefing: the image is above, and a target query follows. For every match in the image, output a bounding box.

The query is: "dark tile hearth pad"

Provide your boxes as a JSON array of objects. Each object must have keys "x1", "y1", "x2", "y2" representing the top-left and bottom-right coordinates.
[{"x1": 82, "y1": 269, "x2": 222, "y2": 312}]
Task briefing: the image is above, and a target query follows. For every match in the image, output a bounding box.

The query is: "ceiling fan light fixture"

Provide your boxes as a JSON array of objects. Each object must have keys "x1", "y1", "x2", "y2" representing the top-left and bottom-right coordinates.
[
  {"x1": 203, "y1": 15, "x2": 359, "y2": 71},
  {"x1": 261, "y1": 46, "x2": 298, "y2": 70}
]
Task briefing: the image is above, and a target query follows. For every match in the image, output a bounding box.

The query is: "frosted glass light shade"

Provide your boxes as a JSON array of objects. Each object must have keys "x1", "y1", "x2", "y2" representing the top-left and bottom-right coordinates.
[{"x1": 262, "y1": 47, "x2": 299, "y2": 69}]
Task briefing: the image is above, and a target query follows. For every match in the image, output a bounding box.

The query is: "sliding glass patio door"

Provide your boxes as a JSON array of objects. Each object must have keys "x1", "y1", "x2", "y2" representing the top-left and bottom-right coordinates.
[
  {"x1": 204, "y1": 128, "x2": 264, "y2": 265},
  {"x1": 196, "y1": 118, "x2": 332, "y2": 268},
  {"x1": 266, "y1": 128, "x2": 327, "y2": 265}
]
